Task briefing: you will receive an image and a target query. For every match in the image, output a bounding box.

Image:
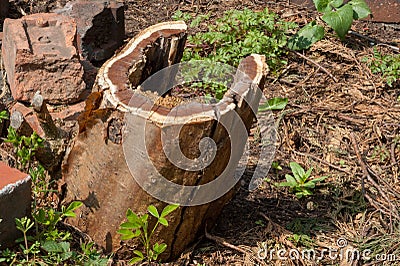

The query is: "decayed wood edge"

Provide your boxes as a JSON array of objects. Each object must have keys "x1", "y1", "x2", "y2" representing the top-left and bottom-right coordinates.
[
  {"x1": 96, "y1": 21, "x2": 187, "y2": 112},
  {"x1": 95, "y1": 19, "x2": 268, "y2": 127},
  {"x1": 129, "y1": 53, "x2": 267, "y2": 125}
]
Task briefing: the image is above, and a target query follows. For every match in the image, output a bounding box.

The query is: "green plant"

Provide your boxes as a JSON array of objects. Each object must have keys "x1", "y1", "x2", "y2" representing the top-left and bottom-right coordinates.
[
  {"x1": 182, "y1": 8, "x2": 296, "y2": 68},
  {"x1": 175, "y1": 8, "x2": 296, "y2": 99},
  {"x1": 276, "y1": 162, "x2": 327, "y2": 198},
  {"x1": 271, "y1": 161, "x2": 283, "y2": 171},
  {"x1": 288, "y1": 0, "x2": 371, "y2": 50},
  {"x1": 364, "y1": 49, "x2": 400, "y2": 87},
  {"x1": 0, "y1": 110, "x2": 8, "y2": 123},
  {"x1": 33, "y1": 201, "x2": 83, "y2": 240},
  {"x1": 258, "y1": 97, "x2": 288, "y2": 111},
  {"x1": 118, "y1": 204, "x2": 179, "y2": 264},
  {"x1": 171, "y1": 9, "x2": 192, "y2": 22},
  {"x1": 5, "y1": 127, "x2": 44, "y2": 169},
  {"x1": 15, "y1": 217, "x2": 35, "y2": 261},
  {"x1": 76, "y1": 241, "x2": 109, "y2": 266}
]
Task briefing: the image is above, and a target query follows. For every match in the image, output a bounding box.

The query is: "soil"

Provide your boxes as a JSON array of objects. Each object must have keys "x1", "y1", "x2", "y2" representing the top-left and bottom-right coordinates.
[{"x1": 1, "y1": 1, "x2": 399, "y2": 265}]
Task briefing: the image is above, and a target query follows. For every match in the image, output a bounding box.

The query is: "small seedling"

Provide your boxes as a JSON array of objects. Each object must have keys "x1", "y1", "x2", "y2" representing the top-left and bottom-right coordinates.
[
  {"x1": 6, "y1": 127, "x2": 44, "y2": 169},
  {"x1": 276, "y1": 162, "x2": 327, "y2": 198},
  {"x1": 118, "y1": 204, "x2": 179, "y2": 264},
  {"x1": 0, "y1": 110, "x2": 8, "y2": 123},
  {"x1": 271, "y1": 161, "x2": 283, "y2": 171},
  {"x1": 364, "y1": 49, "x2": 400, "y2": 87},
  {"x1": 15, "y1": 217, "x2": 35, "y2": 261}
]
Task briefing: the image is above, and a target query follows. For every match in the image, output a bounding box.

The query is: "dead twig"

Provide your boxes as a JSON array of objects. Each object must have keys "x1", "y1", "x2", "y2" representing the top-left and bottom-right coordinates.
[
  {"x1": 204, "y1": 229, "x2": 266, "y2": 265},
  {"x1": 288, "y1": 49, "x2": 338, "y2": 82},
  {"x1": 292, "y1": 150, "x2": 351, "y2": 174},
  {"x1": 350, "y1": 133, "x2": 400, "y2": 220},
  {"x1": 259, "y1": 212, "x2": 305, "y2": 266}
]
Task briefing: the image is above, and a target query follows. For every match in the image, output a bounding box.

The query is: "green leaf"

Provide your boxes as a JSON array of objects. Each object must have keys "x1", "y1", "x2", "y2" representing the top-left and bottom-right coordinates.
[
  {"x1": 119, "y1": 222, "x2": 140, "y2": 230},
  {"x1": 63, "y1": 201, "x2": 83, "y2": 217},
  {"x1": 126, "y1": 209, "x2": 141, "y2": 225},
  {"x1": 313, "y1": 0, "x2": 331, "y2": 12},
  {"x1": 158, "y1": 217, "x2": 168, "y2": 226},
  {"x1": 302, "y1": 181, "x2": 317, "y2": 188},
  {"x1": 322, "y1": 4, "x2": 354, "y2": 39},
  {"x1": 304, "y1": 167, "x2": 313, "y2": 179},
  {"x1": 58, "y1": 241, "x2": 70, "y2": 252},
  {"x1": 117, "y1": 229, "x2": 133, "y2": 236},
  {"x1": 310, "y1": 176, "x2": 328, "y2": 183},
  {"x1": 295, "y1": 189, "x2": 313, "y2": 198},
  {"x1": 289, "y1": 162, "x2": 305, "y2": 182},
  {"x1": 258, "y1": 97, "x2": 288, "y2": 111},
  {"x1": 313, "y1": 0, "x2": 343, "y2": 12},
  {"x1": 330, "y1": 0, "x2": 344, "y2": 8},
  {"x1": 153, "y1": 243, "x2": 167, "y2": 255},
  {"x1": 284, "y1": 174, "x2": 298, "y2": 186},
  {"x1": 117, "y1": 228, "x2": 141, "y2": 240},
  {"x1": 129, "y1": 256, "x2": 144, "y2": 264},
  {"x1": 148, "y1": 205, "x2": 160, "y2": 218},
  {"x1": 161, "y1": 204, "x2": 179, "y2": 218},
  {"x1": 0, "y1": 110, "x2": 8, "y2": 121},
  {"x1": 349, "y1": 0, "x2": 371, "y2": 19},
  {"x1": 287, "y1": 21, "x2": 325, "y2": 50},
  {"x1": 133, "y1": 250, "x2": 144, "y2": 259},
  {"x1": 41, "y1": 240, "x2": 63, "y2": 253}
]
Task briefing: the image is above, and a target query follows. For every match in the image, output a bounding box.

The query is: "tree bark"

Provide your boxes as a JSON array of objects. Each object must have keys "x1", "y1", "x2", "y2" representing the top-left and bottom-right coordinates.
[{"x1": 61, "y1": 21, "x2": 268, "y2": 260}]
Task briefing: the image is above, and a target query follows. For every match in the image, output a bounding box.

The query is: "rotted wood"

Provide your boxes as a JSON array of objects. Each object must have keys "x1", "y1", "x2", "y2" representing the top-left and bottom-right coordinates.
[{"x1": 62, "y1": 21, "x2": 268, "y2": 260}]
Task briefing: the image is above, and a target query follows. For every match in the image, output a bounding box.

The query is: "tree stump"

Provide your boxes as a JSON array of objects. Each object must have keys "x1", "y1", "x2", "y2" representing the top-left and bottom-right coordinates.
[{"x1": 61, "y1": 21, "x2": 268, "y2": 259}]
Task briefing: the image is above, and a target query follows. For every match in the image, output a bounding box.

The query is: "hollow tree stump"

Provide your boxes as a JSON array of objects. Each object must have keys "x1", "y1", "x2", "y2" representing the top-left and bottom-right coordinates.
[{"x1": 61, "y1": 21, "x2": 268, "y2": 259}]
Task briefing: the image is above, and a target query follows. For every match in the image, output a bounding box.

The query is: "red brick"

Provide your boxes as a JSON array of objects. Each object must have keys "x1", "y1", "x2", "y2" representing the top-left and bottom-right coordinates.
[
  {"x1": 49, "y1": 101, "x2": 86, "y2": 121},
  {"x1": 54, "y1": 0, "x2": 125, "y2": 62},
  {"x1": 2, "y1": 13, "x2": 87, "y2": 104},
  {"x1": 0, "y1": 162, "x2": 31, "y2": 248}
]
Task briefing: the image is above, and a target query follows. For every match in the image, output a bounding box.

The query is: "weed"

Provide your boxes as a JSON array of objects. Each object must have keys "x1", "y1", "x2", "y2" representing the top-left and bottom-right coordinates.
[
  {"x1": 364, "y1": 49, "x2": 400, "y2": 87},
  {"x1": 0, "y1": 110, "x2": 8, "y2": 123},
  {"x1": 182, "y1": 8, "x2": 296, "y2": 69},
  {"x1": 276, "y1": 162, "x2": 327, "y2": 198},
  {"x1": 174, "y1": 8, "x2": 296, "y2": 99},
  {"x1": 118, "y1": 204, "x2": 179, "y2": 264},
  {"x1": 15, "y1": 217, "x2": 35, "y2": 261},
  {"x1": 271, "y1": 161, "x2": 283, "y2": 171},
  {"x1": 5, "y1": 127, "x2": 44, "y2": 170},
  {"x1": 288, "y1": 0, "x2": 371, "y2": 49}
]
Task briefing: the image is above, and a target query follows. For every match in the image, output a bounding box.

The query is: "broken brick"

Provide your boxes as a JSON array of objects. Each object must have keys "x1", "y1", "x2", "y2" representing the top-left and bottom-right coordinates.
[
  {"x1": 55, "y1": 0, "x2": 125, "y2": 62},
  {"x1": 0, "y1": 162, "x2": 31, "y2": 249},
  {"x1": 2, "y1": 13, "x2": 87, "y2": 104}
]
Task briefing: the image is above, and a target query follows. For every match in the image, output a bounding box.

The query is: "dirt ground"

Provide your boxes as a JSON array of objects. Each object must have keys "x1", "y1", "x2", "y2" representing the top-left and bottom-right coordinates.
[{"x1": 3, "y1": 0, "x2": 400, "y2": 265}]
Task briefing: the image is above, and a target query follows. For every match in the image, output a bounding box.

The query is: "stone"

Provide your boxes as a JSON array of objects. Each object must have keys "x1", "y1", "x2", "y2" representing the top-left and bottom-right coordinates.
[
  {"x1": 10, "y1": 102, "x2": 44, "y2": 138},
  {"x1": 0, "y1": 162, "x2": 31, "y2": 249},
  {"x1": 54, "y1": 0, "x2": 125, "y2": 62},
  {"x1": 2, "y1": 13, "x2": 87, "y2": 104}
]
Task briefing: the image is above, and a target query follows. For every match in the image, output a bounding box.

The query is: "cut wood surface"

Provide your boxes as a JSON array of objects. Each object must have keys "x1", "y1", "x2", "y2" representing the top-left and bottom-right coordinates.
[{"x1": 62, "y1": 21, "x2": 268, "y2": 260}]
